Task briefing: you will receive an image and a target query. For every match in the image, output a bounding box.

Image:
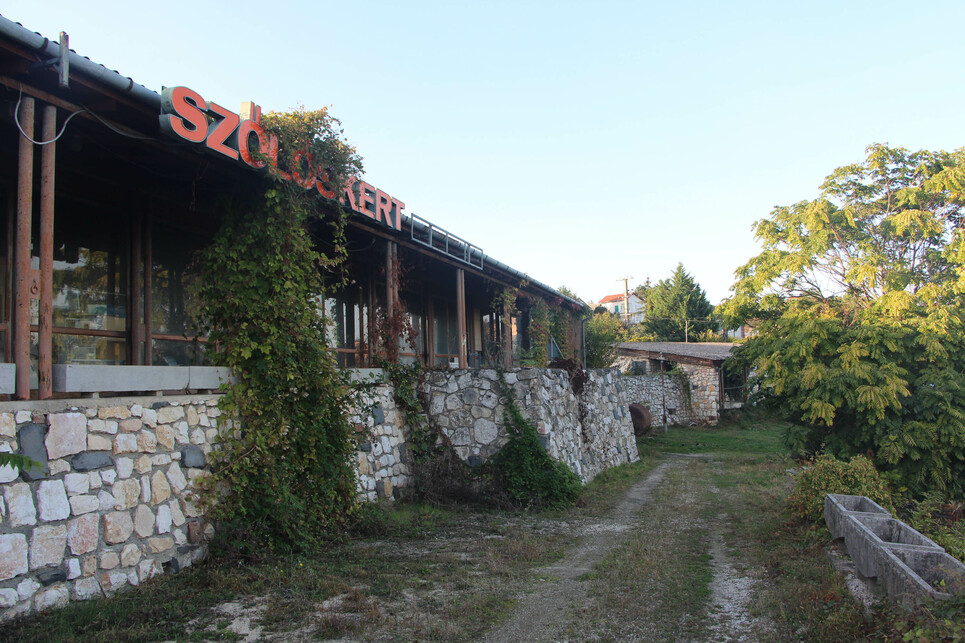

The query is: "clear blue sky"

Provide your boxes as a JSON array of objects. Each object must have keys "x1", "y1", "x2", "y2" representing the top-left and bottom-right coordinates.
[{"x1": 7, "y1": 1, "x2": 965, "y2": 304}]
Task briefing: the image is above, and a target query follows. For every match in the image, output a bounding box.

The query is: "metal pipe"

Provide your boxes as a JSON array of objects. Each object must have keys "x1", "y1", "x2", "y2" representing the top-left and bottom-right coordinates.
[
  {"x1": 38, "y1": 104, "x2": 55, "y2": 399},
  {"x1": 14, "y1": 96, "x2": 34, "y2": 399},
  {"x1": 0, "y1": 16, "x2": 160, "y2": 109}
]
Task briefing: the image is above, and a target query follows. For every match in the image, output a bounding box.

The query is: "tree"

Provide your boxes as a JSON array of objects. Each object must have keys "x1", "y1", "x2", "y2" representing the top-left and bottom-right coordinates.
[
  {"x1": 721, "y1": 143, "x2": 965, "y2": 498},
  {"x1": 640, "y1": 263, "x2": 714, "y2": 342},
  {"x1": 584, "y1": 312, "x2": 627, "y2": 368}
]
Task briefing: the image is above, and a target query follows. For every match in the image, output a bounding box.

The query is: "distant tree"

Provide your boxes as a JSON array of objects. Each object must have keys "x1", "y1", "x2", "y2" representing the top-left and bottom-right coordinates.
[
  {"x1": 584, "y1": 312, "x2": 627, "y2": 368},
  {"x1": 642, "y1": 263, "x2": 714, "y2": 341}
]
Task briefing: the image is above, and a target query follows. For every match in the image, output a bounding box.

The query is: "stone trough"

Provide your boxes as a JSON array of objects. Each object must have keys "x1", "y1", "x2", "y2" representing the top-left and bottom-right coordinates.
[{"x1": 824, "y1": 493, "x2": 965, "y2": 607}]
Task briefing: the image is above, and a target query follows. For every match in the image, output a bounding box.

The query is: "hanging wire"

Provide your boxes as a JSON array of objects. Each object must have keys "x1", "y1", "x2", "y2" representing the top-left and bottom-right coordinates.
[{"x1": 13, "y1": 87, "x2": 87, "y2": 145}]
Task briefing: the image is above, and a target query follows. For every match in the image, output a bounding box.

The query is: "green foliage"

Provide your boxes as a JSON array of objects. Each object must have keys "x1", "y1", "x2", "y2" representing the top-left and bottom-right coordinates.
[
  {"x1": 0, "y1": 452, "x2": 37, "y2": 473},
  {"x1": 525, "y1": 298, "x2": 551, "y2": 366},
  {"x1": 192, "y1": 107, "x2": 364, "y2": 554},
  {"x1": 723, "y1": 144, "x2": 965, "y2": 499},
  {"x1": 786, "y1": 454, "x2": 893, "y2": 522},
  {"x1": 584, "y1": 312, "x2": 627, "y2": 368},
  {"x1": 489, "y1": 374, "x2": 583, "y2": 509},
  {"x1": 641, "y1": 263, "x2": 714, "y2": 342}
]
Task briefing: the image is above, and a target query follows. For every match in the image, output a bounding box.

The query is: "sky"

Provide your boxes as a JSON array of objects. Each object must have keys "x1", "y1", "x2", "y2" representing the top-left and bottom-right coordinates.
[{"x1": 5, "y1": 1, "x2": 965, "y2": 305}]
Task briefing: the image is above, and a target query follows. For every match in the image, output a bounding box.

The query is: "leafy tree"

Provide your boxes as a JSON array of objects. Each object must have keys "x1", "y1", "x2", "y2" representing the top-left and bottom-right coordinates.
[
  {"x1": 584, "y1": 312, "x2": 627, "y2": 368},
  {"x1": 640, "y1": 263, "x2": 714, "y2": 341},
  {"x1": 721, "y1": 143, "x2": 965, "y2": 497}
]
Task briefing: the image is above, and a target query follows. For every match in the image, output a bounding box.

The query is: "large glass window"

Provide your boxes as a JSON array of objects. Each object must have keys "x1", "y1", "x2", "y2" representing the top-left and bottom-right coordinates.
[
  {"x1": 432, "y1": 298, "x2": 458, "y2": 367},
  {"x1": 323, "y1": 285, "x2": 369, "y2": 367},
  {"x1": 151, "y1": 222, "x2": 207, "y2": 366}
]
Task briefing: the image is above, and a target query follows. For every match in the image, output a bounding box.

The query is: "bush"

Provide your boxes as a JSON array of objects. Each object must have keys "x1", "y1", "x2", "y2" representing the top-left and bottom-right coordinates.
[{"x1": 787, "y1": 454, "x2": 893, "y2": 522}]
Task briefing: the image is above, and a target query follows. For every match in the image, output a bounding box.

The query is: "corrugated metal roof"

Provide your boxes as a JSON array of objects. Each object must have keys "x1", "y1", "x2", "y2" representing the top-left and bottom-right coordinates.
[{"x1": 617, "y1": 342, "x2": 735, "y2": 362}]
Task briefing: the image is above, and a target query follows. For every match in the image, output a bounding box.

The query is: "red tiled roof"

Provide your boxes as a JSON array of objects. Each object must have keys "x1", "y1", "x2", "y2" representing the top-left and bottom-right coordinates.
[{"x1": 599, "y1": 294, "x2": 627, "y2": 303}]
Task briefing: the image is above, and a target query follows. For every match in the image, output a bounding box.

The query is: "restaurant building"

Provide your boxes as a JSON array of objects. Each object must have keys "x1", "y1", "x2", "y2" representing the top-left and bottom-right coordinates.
[{"x1": 0, "y1": 16, "x2": 585, "y2": 400}]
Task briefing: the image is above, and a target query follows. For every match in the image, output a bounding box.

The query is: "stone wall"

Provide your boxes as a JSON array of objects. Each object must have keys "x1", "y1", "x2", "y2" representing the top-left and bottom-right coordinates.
[
  {"x1": 349, "y1": 372, "x2": 413, "y2": 502},
  {"x1": 622, "y1": 363, "x2": 721, "y2": 426},
  {"x1": 421, "y1": 368, "x2": 638, "y2": 482},
  {"x1": 0, "y1": 396, "x2": 218, "y2": 620}
]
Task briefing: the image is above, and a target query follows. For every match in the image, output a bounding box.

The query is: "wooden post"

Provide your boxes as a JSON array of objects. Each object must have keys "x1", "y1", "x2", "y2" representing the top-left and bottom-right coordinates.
[
  {"x1": 143, "y1": 214, "x2": 153, "y2": 365},
  {"x1": 38, "y1": 104, "x2": 56, "y2": 399},
  {"x1": 14, "y1": 96, "x2": 35, "y2": 399},
  {"x1": 456, "y1": 268, "x2": 467, "y2": 368},
  {"x1": 131, "y1": 213, "x2": 143, "y2": 364},
  {"x1": 502, "y1": 296, "x2": 513, "y2": 369}
]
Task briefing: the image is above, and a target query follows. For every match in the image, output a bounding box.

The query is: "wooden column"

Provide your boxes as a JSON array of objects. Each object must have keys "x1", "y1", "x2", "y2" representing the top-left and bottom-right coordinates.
[
  {"x1": 426, "y1": 294, "x2": 435, "y2": 367},
  {"x1": 38, "y1": 104, "x2": 56, "y2": 399},
  {"x1": 456, "y1": 268, "x2": 467, "y2": 368},
  {"x1": 385, "y1": 241, "x2": 397, "y2": 315},
  {"x1": 502, "y1": 296, "x2": 513, "y2": 369},
  {"x1": 130, "y1": 214, "x2": 143, "y2": 364},
  {"x1": 14, "y1": 97, "x2": 35, "y2": 399},
  {"x1": 143, "y1": 214, "x2": 153, "y2": 365}
]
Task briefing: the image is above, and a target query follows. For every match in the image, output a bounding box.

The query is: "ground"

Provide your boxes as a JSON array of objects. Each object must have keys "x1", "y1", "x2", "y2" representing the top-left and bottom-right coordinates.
[{"x1": 2, "y1": 422, "x2": 879, "y2": 642}]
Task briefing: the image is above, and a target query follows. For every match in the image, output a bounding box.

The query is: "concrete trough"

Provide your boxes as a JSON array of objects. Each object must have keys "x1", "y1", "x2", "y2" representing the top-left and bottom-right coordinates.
[
  {"x1": 825, "y1": 494, "x2": 890, "y2": 539},
  {"x1": 842, "y1": 513, "x2": 943, "y2": 578},
  {"x1": 876, "y1": 547, "x2": 965, "y2": 609}
]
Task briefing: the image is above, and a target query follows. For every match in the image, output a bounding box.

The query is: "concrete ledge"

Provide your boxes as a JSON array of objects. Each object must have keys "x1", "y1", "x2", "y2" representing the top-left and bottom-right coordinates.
[
  {"x1": 0, "y1": 363, "x2": 13, "y2": 394},
  {"x1": 825, "y1": 494, "x2": 890, "y2": 539},
  {"x1": 877, "y1": 546, "x2": 965, "y2": 609},
  {"x1": 52, "y1": 365, "x2": 190, "y2": 393},
  {"x1": 187, "y1": 367, "x2": 234, "y2": 390},
  {"x1": 842, "y1": 513, "x2": 943, "y2": 578}
]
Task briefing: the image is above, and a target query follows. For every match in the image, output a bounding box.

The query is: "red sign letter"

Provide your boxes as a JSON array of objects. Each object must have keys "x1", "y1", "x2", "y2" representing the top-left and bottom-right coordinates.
[{"x1": 159, "y1": 86, "x2": 207, "y2": 143}]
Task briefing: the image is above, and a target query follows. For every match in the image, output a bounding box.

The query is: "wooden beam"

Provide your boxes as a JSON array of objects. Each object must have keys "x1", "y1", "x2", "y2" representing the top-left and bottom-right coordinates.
[
  {"x1": 38, "y1": 104, "x2": 56, "y2": 398},
  {"x1": 14, "y1": 95, "x2": 34, "y2": 399}
]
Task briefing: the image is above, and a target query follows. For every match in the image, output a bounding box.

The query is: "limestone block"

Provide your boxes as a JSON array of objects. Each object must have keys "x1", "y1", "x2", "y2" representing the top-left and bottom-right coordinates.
[
  {"x1": 0, "y1": 444, "x2": 19, "y2": 484},
  {"x1": 113, "y1": 479, "x2": 140, "y2": 510},
  {"x1": 49, "y1": 459, "x2": 70, "y2": 476},
  {"x1": 151, "y1": 454, "x2": 172, "y2": 467},
  {"x1": 134, "y1": 455, "x2": 152, "y2": 475},
  {"x1": 17, "y1": 577, "x2": 40, "y2": 601},
  {"x1": 137, "y1": 431, "x2": 158, "y2": 453},
  {"x1": 30, "y1": 524, "x2": 67, "y2": 570},
  {"x1": 65, "y1": 513, "x2": 99, "y2": 556},
  {"x1": 100, "y1": 551, "x2": 119, "y2": 569},
  {"x1": 115, "y1": 457, "x2": 134, "y2": 479},
  {"x1": 138, "y1": 558, "x2": 163, "y2": 583},
  {"x1": 147, "y1": 536, "x2": 174, "y2": 554},
  {"x1": 72, "y1": 577, "x2": 100, "y2": 600},
  {"x1": 0, "y1": 588, "x2": 18, "y2": 608},
  {"x1": 156, "y1": 406, "x2": 185, "y2": 424},
  {"x1": 106, "y1": 421, "x2": 119, "y2": 434},
  {"x1": 69, "y1": 494, "x2": 99, "y2": 516},
  {"x1": 5, "y1": 483, "x2": 37, "y2": 527},
  {"x1": 34, "y1": 585, "x2": 69, "y2": 612},
  {"x1": 174, "y1": 422, "x2": 190, "y2": 444},
  {"x1": 186, "y1": 405, "x2": 199, "y2": 426},
  {"x1": 99, "y1": 570, "x2": 128, "y2": 593},
  {"x1": 118, "y1": 418, "x2": 142, "y2": 433},
  {"x1": 120, "y1": 543, "x2": 141, "y2": 567},
  {"x1": 113, "y1": 434, "x2": 137, "y2": 454},
  {"x1": 151, "y1": 470, "x2": 171, "y2": 504},
  {"x1": 64, "y1": 472, "x2": 90, "y2": 496},
  {"x1": 14, "y1": 411, "x2": 31, "y2": 424},
  {"x1": 156, "y1": 503, "x2": 172, "y2": 534},
  {"x1": 97, "y1": 490, "x2": 115, "y2": 512},
  {"x1": 45, "y1": 413, "x2": 87, "y2": 460},
  {"x1": 133, "y1": 504, "x2": 154, "y2": 538},
  {"x1": 189, "y1": 428, "x2": 205, "y2": 445},
  {"x1": 141, "y1": 408, "x2": 157, "y2": 428},
  {"x1": 0, "y1": 534, "x2": 28, "y2": 580},
  {"x1": 97, "y1": 406, "x2": 131, "y2": 420},
  {"x1": 474, "y1": 419, "x2": 498, "y2": 445},
  {"x1": 169, "y1": 499, "x2": 186, "y2": 527},
  {"x1": 81, "y1": 555, "x2": 97, "y2": 576},
  {"x1": 155, "y1": 424, "x2": 175, "y2": 450},
  {"x1": 0, "y1": 413, "x2": 15, "y2": 438},
  {"x1": 140, "y1": 476, "x2": 151, "y2": 504},
  {"x1": 87, "y1": 419, "x2": 107, "y2": 433},
  {"x1": 103, "y1": 511, "x2": 134, "y2": 544}
]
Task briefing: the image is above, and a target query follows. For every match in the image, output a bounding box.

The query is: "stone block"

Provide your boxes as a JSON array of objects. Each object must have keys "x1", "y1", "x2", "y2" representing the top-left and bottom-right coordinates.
[
  {"x1": 66, "y1": 557, "x2": 81, "y2": 579},
  {"x1": 474, "y1": 419, "x2": 498, "y2": 445},
  {"x1": 187, "y1": 366, "x2": 233, "y2": 390},
  {"x1": 0, "y1": 588, "x2": 18, "y2": 608},
  {"x1": 67, "y1": 514, "x2": 99, "y2": 555},
  {"x1": 134, "y1": 504, "x2": 155, "y2": 538},
  {"x1": 141, "y1": 408, "x2": 158, "y2": 428},
  {"x1": 49, "y1": 459, "x2": 70, "y2": 475},
  {"x1": 119, "y1": 418, "x2": 142, "y2": 433},
  {"x1": 133, "y1": 455, "x2": 152, "y2": 475},
  {"x1": 100, "y1": 469, "x2": 117, "y2": 485},
  {"x1": 64, "y1": 472, "x2": 90, "y2": 496},
  {"x1": 71, "y1": 452, "x2": 114, "y2": 472},
  {"x1": 34, "y1": 585, "x2": 69, "y2": 612},
  {"x1": 99, "y1": 570, "x2": 129, "y2": 594},
  {"x1": 140, "y1": 476, "x2": 151, "y2": 503},
  {"x1": 180, "y1": 445, "x2": 205, "y2": 468},
  {"x1": 37, "y1": 479, "x2": 70, "y2": 521},
  {"x1": 100, "y1": 551, "x2": 119, "y2": 569},
  {"x1": 113, "y1": 434, "x2": 138, "y2": 454},
  {"x1": 113, "y1": 479, "x2": 140, "y2": 510},
  {"x1": 877, "y1": 547, "x2": 965, "y2": 609},
  {"x1": 45, "y1": 413, "x2": 87, "y2": 460},
  {"x1": 120, "y1": 543, "x2": 141, "y2": 567},
  {"x1": 156, "y1": 503, "x2": 172, "y2": 534},
  {"x1": 72, "y1": 577, "x2": 100, "y2": 601},
  {"x1": 166, "y1": 462, "x2": 187, "y2": 492},
  {"x1": 0, "y1": 534, "x2": 28, "y2": 580},
  {"x1": 185, "y1": 405, "x2": 199, "y2": 426},
  {"x1": 4, "y1": 482, "x2": 37, "y2": 526},
  {"x1": 147, "y1": 536, "x2": 174, "y2": 554},
  {"x1": 115, "y1": 457, "x2": 134, "y2": 479},
  {"x1": 138, "y1": 559, "x2": 163, "y2": 583},
  {"x1": 0, "y1": 443, "x2": 18, "y2": 484},
  {"x1": 17, "y1": 576, "x2": 40, "y2": 601},
  {"x1": 103, "y1": 511, "x2": 134, "y2": 544},
  {"x1": 18, "y1": 422, "x2": 49, "y2": 480},
  {"x1": 137, "y1": 431, "x2": 158, "y2": 452},
  {"x1": 151, "y1": 470, "x2": 171, "y2": 505},
  {"x1": 37, "y1": 567, "x2": 66, "y2": 586},
  {"x1": 156, "y1": 406, "x2": 185, "y2": 425},
  {"x1": 0, "y1": 413, "x2": 14, "y2": 439},
  {"x1": 155, "y1": 425, "x2": 175, "y2": 450},
  {"x1": 53, "y1": 365, "x2": 188, "y2": 395},
  {"x1": 169, "y1": 499, "x2": 185, "y2": 527},
  {"x1": 29, "y1": 524, "x2": 67, "y2": 570}
]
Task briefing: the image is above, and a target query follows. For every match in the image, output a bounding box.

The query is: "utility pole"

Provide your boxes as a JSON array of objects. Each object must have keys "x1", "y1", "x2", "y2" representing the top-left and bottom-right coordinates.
[{"x1": 618, "y1": 276, "x2": 632, "y2": 326}]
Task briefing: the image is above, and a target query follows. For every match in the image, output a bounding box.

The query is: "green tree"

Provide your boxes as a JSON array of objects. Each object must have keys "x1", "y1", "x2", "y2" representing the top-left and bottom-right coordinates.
[
  {"x1": 584, "y1": 311, "x2": 627, "y2": 368},
  {"x1": 721, "y1": 143, "x2": 965, "y2": 497},
  {"x1": 641, "y1": 263, "x2": 714, "y2": 341}
]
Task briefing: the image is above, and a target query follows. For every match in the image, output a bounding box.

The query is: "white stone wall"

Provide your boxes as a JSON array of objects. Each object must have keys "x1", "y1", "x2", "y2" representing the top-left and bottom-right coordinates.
[
  {"x1": 0, "y1": 396, "x2": 218, "y2": 621},
  {"x1": 623, "y1": 363, "x2": 721, "y2": 426},
  {"x1": 421, "y1": 368, "x2": 639, "y2": 483},
  {"x1": 349, "y1": 379, "x2": 413, "y2": 502}
]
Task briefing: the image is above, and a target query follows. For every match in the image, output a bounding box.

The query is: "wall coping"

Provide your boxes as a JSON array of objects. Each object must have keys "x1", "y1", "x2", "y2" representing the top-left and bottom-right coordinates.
[{"x1": 0, "y1": 393, "x2": 222, "y2": 413}]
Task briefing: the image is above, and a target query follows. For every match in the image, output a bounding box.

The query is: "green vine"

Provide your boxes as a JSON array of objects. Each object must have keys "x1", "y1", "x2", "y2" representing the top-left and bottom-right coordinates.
[{"x1": 191, "y1": 107, "x2": 364, "y2": 554}]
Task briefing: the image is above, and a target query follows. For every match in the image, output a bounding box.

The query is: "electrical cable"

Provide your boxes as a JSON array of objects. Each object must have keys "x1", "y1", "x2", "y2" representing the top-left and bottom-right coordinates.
[{"x1": 14, "y1": 87, "x2": 87, "y2": 145}]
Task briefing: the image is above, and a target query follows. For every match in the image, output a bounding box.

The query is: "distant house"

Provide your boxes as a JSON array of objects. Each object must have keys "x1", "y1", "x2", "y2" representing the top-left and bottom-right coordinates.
[
  {"x1": 615, "y1": 341, "x2": 746, "y2": 425},
  {"x1": 592, "y1": 293, "x2": 645, "y2": 325}
]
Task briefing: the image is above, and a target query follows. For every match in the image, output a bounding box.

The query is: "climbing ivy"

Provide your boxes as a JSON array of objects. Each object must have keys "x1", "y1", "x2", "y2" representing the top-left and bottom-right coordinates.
[{"x1": 191, "y1": 107, "x2": 364, "y2": 554}]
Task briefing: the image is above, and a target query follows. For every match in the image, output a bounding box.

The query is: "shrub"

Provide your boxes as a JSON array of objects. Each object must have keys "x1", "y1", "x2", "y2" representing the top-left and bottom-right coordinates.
[{"x1": 787, "y1": 454, "x2": 893, "y2": 522}]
